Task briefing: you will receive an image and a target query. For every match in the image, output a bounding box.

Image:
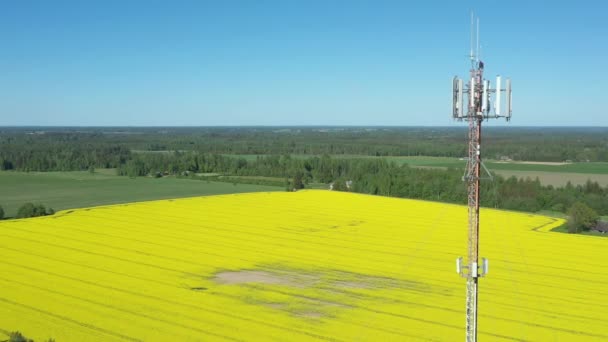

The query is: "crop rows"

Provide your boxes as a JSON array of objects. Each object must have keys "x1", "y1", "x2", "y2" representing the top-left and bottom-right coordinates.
[{"x1": 1, "y1": 190, "x2": 606, "y2": 341}]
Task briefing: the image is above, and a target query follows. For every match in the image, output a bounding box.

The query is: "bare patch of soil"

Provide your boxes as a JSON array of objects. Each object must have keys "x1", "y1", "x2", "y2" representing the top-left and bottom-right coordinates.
[
  {"x1": 298, "y1": 311, "x2": 324, "y2": 319},
  {"x1": 332, "y1": 280, "x2": 373, "y2": 289},
  {"x1": 214, "y1": 270, "x2": 310, "y2": 287},
  {"x1": 265, "y1": 303, "x2": 287, "y2": 310}
]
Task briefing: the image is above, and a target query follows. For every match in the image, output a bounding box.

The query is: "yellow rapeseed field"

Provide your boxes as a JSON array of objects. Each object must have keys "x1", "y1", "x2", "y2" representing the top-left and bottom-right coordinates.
[{"x1": 1, "y1": 190, "x2": 606, "y2": 341}]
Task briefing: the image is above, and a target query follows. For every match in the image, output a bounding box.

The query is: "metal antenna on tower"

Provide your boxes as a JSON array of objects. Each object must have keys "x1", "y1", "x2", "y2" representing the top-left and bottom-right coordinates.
[{"x1": 452, "y1": 13, "x2": 513, "y2": 342}]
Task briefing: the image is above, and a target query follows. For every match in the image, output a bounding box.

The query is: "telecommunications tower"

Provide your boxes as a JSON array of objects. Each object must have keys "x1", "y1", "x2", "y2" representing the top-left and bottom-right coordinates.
[{"x1": 452, "y1": 13, "x2": 512, "y2": 342}]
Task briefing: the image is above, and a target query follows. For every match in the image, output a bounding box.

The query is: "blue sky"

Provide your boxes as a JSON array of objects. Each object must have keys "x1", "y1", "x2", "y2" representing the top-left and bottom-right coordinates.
[{"x1": 0, "y1": 0, "x2": 606, "y2": 126}]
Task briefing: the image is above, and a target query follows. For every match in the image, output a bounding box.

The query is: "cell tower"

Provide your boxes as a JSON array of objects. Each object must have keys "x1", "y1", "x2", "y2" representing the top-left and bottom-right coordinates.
[{"x1": 452, "y1": 13, "x2": 512, "y2": 342}]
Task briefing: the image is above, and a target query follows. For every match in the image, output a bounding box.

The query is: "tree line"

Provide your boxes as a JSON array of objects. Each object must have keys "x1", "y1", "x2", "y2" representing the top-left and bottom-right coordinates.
[
  {"x1": 2, "y1": 128, "x2": 608, "y2": 225},
  {"x1": 2, "y1": 127, "x2": 608, "y2": 170},
  {"x1": 1, "y1": 132, "x2": 607, "y2": 217},
  {"x1": 0, "y1": 203, "x2": 54, "y2": 220},
  {"x1": 114, "y1": 152, "x2": 608, "y2": 217}
]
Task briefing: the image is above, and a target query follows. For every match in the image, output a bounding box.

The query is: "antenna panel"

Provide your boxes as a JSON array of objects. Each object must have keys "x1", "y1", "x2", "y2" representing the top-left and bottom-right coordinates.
[
  {"x1": 452, "y1": 77, "x2": 460, "y2": 118},
  {"x1": 495, "y1": 76, "x2": 501, "y2": 116},
  {"x1": 505, "y1": 78, "x2": 512, "y2": 119},
  {"x1": 481, "y1": 80, "x2": 488, "y2": 114},
  {"x1": 458, "y1": 79, "x2": 464, "y2": 118},
  {"x1": 470, "y1": 77, "x2": 475, "y2": 112}
]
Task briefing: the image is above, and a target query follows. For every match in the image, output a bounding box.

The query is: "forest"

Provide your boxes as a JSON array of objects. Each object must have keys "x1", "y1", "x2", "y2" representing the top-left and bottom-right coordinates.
[
  {"x1": 1, "y1": 127, "x2": 608, "y2": 218},
  {"x1": 120, "y1": 152, "x2": 608, "y2": 216},
  {"x1": 1, "y1": 126, "x2": 608, "y2": 167}
]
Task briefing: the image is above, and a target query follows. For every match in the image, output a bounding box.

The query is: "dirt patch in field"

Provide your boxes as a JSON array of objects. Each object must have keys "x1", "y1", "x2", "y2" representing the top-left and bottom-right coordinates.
[
  {"x1": 299, "y1": 311, "x2": 324, "y2": 319},
  {"x1": 332, "y1": 280, "x2": 373, "y2": 289},
  {"x1": 326, "y1": 271, "x2": 408, "y2": 290},
  {"x1": 214, "y1": 268, "x2": 425, "y2": 292},
  {"x1": 211, "y1": 266, "x2": 440, "y2": 320},
  {"x1": 264, "y1": 303, "x2": 287, "y2": 310},
  {"x1": 214, "y1": 270, "x2": 315, "y2": 287}
]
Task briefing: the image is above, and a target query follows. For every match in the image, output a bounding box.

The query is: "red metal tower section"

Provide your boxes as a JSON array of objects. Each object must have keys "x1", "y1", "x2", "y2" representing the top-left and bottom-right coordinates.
[
  {"x1": 463, "y1": 61, "x2": 484, "y2": 342},
  {"x1": 452, "y1": 14, "x2": 513, "y2": 341}
]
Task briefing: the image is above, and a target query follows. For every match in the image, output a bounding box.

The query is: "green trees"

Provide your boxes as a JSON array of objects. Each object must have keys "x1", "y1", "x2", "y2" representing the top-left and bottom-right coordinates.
[
  {"x1": 16, "y1": 203, "x2": 54, "y2": 219},
  {"x1": 567, "y1": 202, "x2": 599, "y2": 234},
  {"x1": 3, "y1": 127, "x2": 608, "y2": 174},
  {"x1": 290, "y1": 171, "x2": 305, "y2": 190},
  {"x1": 0, "y1": 205, "x2": 4, "y2": 220},
  {"x1": 7, "y1": 331, "x2": 33, "y2": 342},
  {"x1": 6, "y1": 331, "x2": 54, "y2": 342},
  {"x1": 3, "y1": 128, "x2": 608, "y2": 218},
  {"x1": 108, "y1": 152, "x2": 608, "y2": 216}
]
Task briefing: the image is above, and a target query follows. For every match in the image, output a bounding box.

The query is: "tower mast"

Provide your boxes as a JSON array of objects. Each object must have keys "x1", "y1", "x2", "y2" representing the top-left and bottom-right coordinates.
[
  {"x1": 452, "y1": 13, "x2": 513, "y2": 342},
  {"x1": 464, "y1": 49, "x2": 482, "y2": 342}
]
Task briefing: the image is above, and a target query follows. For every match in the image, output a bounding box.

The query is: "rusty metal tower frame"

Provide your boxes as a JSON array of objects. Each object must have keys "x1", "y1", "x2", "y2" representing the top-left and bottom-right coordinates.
[{"x1": 452, "y1": 13, "x2": 512, "y2": 342}]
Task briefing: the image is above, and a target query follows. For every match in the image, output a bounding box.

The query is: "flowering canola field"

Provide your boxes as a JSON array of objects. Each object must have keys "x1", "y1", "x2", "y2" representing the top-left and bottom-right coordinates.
[{"x1": 0, "y1": 190, "x2": 606, "y2": 341}]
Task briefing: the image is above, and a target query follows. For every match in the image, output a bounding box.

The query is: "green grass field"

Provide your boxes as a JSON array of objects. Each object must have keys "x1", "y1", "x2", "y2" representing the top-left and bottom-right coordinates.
[
  {"x1": 225, "y1": 154, "x2": 608, "y2": 173},
  {"x1": 491, "y1": 170, "x2": 608, "y2": 186},
  {"x1": 128, "y1": 151, "x2": 608, "y2": 186},
  {"x1": 223, "y1": 154, "x2": 608, "y2": 186},
  {"x1": 0, "y1": 170, "x2": 281, "y2": 218},
  {"x1": 330, "y1": 155, "x2": 608, "y2": 174}
]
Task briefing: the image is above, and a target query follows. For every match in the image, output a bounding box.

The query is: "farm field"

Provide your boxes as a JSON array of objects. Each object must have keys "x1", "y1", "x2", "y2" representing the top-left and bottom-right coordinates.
[
  {"x1": 492, "y1": 170, "x2": 608, "y2": 187},
  {"x1": 224, "y1": 154, "x2": 608, "y2": 173},
  {"x1": 223, "y1": 154, "x2": 608, "y2": 186},
  {"x1": 1, "y1": 190, "x2": 606, "y2": 341},
  {"x1": 0, "y1": 170, "x2": 281, "y2": 217}
]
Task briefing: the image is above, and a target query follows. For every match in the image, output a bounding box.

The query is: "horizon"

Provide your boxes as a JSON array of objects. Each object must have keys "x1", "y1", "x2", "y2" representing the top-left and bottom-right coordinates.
[
  {"x1": 3, "y1": 125, "x2": 608, "y2": 129},
  {"x1": 1, "y1": 1, "x2": 607, "y2": 126}
]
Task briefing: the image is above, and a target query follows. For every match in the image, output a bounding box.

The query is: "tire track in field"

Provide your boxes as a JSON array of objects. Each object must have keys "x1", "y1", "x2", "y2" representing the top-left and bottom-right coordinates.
[
  {"x1": 0, "y1": 297, "x2": 142, "y2": 341},
  {"x1": 0, "y1": 223, "x2": 470, "y2": 304},
  {"x1": 36, "y1": 217, "x2": 608, "y2": 298},
  {"x1": 213, "y1": 287, "x2": 461, "y2": 337},
  {"x1": 196, "y1": 196, "x2": 600, "y2": 268},
  {"x1": 0, "y1": 247, "x2": 452, "y2": 340},
  {"x1": 2, "y1": 195, "x2": 600, "y2": 340},
  {"x1": 6, "y1": 216, "x2": 469, "y2": 289},
  {"x1": 310, "y1": 283, "x2": 608, "y2": 325},
  {"x1": 85, "y1": 206, "x2": 461, "y2": 259},
  {"x1": 3, "y1": 225, "x2": 604, "y2": 314},
  {"x1": 7, "y1": 214, "x2": 604, "y2": 316},
  {"x1": 80, "y1": 208, "x2": 608, "y2": 278},
  {"x1": 258, "y1": 285, "x2": 514, "y2": 341},
  {"x1": 3, "y1": 239, "x2": 574, "y2": 342},
  {"x1": 228, "y1": 283, "x2": 608, "y2": 340},
  {"x1": 0, "y1": 225, "x2": 450, "y2": 291},
  {"x1": 0, "y1": 260, "x2": 341, "y2": 342},
  {"x1": 106, "y1": 214, "x2": 608, "y2": 285},
  {"x1": 67, "y1": 200, "x2": 557, "y2": 266},
  {"x1": 81, "y1": 200, "x2": 462, "y2": 253},
  {"x1": 0, "y1": 231, "x2": 202, "y2": 277},
  {"x1": 0, "y1": 244, "x2": 179, "y2": 288},
  {"x1": 0, "y1": 263, "x2": 283, "y2": 341},
  {"x1": 0, "y1": 277, "x2": 241, "y2": 342},
  {"x1": 4, "y1": 225, "x2": 605, "y2": 306},
  {"x1": 27, "y1": 218, "x2": 456, "y2": 283},
  {"x1": 7, "y1": 241, "x2": 593, "y2": 335},
  {"x1": 4, "y1": 268, "x2": 433, "y2": 342}
]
